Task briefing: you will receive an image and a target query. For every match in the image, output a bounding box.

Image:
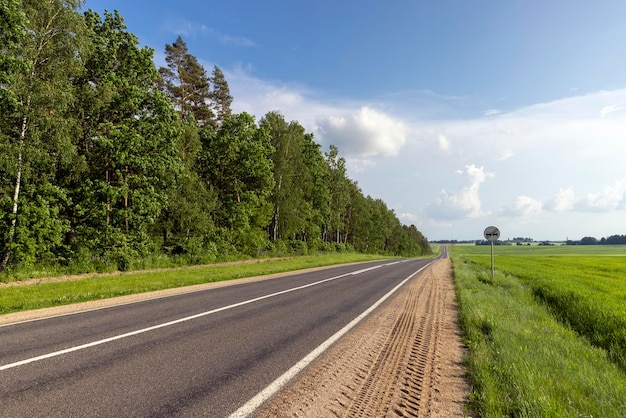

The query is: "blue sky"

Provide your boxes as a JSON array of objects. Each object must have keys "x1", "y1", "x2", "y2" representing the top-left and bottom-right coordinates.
[{"x1": 85, "y1": 0, "x2": 626, "y2": 241}]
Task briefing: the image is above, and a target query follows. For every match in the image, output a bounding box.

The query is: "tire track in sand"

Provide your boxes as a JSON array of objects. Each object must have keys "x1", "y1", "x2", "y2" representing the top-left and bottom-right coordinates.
[
  {"x1": 341, "y1": 265, "x2": 440, "y2": 417},
  {"x1": 255, "y1": 258, "x2": 468, "y2": 418}
]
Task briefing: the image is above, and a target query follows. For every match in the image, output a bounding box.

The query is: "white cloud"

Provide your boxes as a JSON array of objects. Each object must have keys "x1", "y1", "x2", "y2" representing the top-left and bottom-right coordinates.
[
  {"x1": 600, "y1": 105, "x2": 625, "y2": 118},
  {"x1": 425, "y1": 165, "x2": 492, "y2": 220},
  {"x1": 417, "y1": 90, "x2": 626, "y2": 163},
  {"x1": 501, "y1": 195, "x2": 542, "y2": 217},
  {"x1": 317, "y1": 107, "x2": 408, "y2": 157},
  {"x1": 400, "y1": 212, "x2": 418, "y2": 223},
  {"x1": 228, "y1": 67, "x2": 415, "y2": 158},
  {"x1": 164, "y1": 20, "x2": 211, "y2": 38},
  {"x1": 219, "y1": 35, "x2": 256, "y2": 47},
  {"x1": 163, "y1": 20, "x2": 255, "y2": 47},
  {"x1": 347, "y1": 158, "x2": 376, "y2": 173},
  {"x1": 228, "y1": 67, "x2": 322, "y2": 126},
  {"x1": 438, "y1": 134, "x2": 451, "y2": 153},
  {"x1": 574, "y1": 180, "x2": 626, "y2": 212},
  {"x1": 495, "y1": 149, "x2": 514, "y2": 161},
  {"x1": 484, "y1": 109, "x2": 501, "y2": 116},
  {"x1": 544, "y1": 187, "x2": 575, "y2": 212}
]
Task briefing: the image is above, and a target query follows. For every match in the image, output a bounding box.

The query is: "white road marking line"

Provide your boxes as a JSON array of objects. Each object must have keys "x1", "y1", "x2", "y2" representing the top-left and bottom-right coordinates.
[
  {"x1": 0, "y1": 262, "x2": 394, "y2": 372},
  {"x1": 350, "y1": 265, "x2": 383, "y2": 275},
  {"x1": 228, "y1": 259, "x2": 435, "y2": 418}
]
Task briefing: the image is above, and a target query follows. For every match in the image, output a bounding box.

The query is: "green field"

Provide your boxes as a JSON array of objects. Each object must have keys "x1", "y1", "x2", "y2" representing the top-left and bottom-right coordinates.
[{"x1": 450, "y1": 245, "x2": 626, "y2": 416}]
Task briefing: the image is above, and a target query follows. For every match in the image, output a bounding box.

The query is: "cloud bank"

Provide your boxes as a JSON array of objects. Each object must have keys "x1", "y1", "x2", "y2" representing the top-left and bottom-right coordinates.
[{"x1": 224, "y1": 65, "x2": 626, "y2": 238}]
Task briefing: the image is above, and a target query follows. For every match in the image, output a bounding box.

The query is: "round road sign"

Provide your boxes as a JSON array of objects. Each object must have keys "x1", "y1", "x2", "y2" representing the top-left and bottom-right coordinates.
[{"x1": 483, "y1": 226, "x2": 500, "y2": 242}]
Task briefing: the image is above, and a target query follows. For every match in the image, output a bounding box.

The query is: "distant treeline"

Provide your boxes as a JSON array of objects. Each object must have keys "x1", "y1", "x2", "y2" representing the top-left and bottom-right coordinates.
[
  {"x1": 434, "y1": 235, "x2": 626, "y2": 246},
  {"x1": 567, "y1": 235, "x2": 626, "y2": 245},
  {"x1": 0, "y1": 1, "x2": 430, "y2": 274}
]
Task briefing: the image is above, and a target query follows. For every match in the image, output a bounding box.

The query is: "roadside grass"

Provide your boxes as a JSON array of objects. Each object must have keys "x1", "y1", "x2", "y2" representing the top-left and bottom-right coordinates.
[
  {"x1": 461, "y1": 245, "x2": 626, "y2": 372},
  {"x1": 451, "y1": 251, "x2": 626, "y2": 417},
  {"x1": 0, "y1": 253, "x2": 392, "y2": 315}
]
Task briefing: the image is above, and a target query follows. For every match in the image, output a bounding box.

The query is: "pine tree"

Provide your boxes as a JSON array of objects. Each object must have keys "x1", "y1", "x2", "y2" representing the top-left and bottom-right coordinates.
[
  {"x1": 210, "y1": 65, "x2": 232, "y2": 125},
  {"x1": 158, "y1": 36, "x2": 214, "y2": 127}
]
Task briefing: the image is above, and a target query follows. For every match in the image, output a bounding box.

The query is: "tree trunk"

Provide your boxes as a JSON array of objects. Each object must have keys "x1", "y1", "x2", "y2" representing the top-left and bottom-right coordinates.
[
  {"x1": 105, "y1": 169, "x2": 110, "y2": 245},
  {"x1": 0, "y1": 112, "x2": 28, "y2": 272},
  {"x1": 272, "y1": 175, "x2": 282, "y2": 241},
  {"x1": 124, "y1": 165, "x2": 129, "y2": 234}
]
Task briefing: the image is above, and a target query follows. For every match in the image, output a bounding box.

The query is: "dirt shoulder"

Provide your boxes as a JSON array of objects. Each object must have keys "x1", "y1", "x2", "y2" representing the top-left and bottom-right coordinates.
[{"x1": 254, "y1": 257, "x2": 470, "y2": 417}]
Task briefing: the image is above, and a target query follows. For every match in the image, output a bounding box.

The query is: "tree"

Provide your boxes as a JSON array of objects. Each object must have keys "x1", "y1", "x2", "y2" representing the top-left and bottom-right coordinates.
[
  {"x1": 0, "y1": 0, "x2": 27, "y2": 267},
  {"x1": 324, "y1": 145, "x2": 350, "y2": 243},
  {"x1": 580, "y1": 236, "x2": 598, "y2": 245},
  {"x1": 261, "y1": 112, "x2": 307, "y2": 241},
  {"x1": 210, "y1": 65, "x2": 232, "y2": 125},
  {"x1": 156, "y1": 118, "x2": 216, "y2": 257},
  {"x1": 1, "y1": 0, "x2": 87, "y2": 271},
  {"x1": 158, "y1": 36, "x2": 214, "y2": 127},
  {"x1": 202, "y1": 112, "x2": 274, "y2": 253},
  {"x1": 404, "y1": 224, "x2": 430, "y2": 256},
  {"x1": 343, "y1": 184, "x2": 372, "y2": 251},
  {"x1": 72, "y1": 10, "x2": 181, "y2": 261},
  {"x1": 0, "y1": 0, "x2": 26, "y2": 111},
  {"x1": 300, "y1": 133, "x2": 330, "y2": 247}
]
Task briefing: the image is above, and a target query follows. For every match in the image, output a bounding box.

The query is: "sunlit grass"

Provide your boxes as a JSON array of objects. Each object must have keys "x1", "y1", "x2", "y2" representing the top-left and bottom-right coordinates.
[
  {"x1": 450, "y1": 245, "x2": 626, "y2": 416},
  {"x1": 0, "y1": 253, "x2": 393, "y2": 315},
  {"x1": 460, "y1": 245, "x2": 626, "y2": 370}
]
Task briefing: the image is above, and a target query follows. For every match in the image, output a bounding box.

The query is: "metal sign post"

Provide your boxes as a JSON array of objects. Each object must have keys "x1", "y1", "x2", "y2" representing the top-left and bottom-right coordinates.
[{"x1": 483, "y1": 226, "x2": 500, "y2": 280}]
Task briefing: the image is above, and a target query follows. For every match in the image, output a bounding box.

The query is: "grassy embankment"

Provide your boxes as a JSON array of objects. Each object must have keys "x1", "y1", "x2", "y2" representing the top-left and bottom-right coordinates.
[
  {"x1": 450, "y1": 245, "x2": 626, "y2": 416},
  {"x1": 0, "y1": 253, "x2": 394, "y2": 315}
]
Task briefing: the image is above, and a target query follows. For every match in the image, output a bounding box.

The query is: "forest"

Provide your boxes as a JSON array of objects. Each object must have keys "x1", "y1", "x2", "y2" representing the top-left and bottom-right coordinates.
[{"x1": 0, "y1": 0, "x2": 430, "y2": 275}]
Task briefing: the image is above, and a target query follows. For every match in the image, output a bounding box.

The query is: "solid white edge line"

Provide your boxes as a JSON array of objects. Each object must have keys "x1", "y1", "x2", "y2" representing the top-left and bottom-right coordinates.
[
  {"x1": 228, "y1": 259, "x2": 435, "y2": 418},
  {"x1": 0, "y1": 262, "x2": 393, "y2": 372}
]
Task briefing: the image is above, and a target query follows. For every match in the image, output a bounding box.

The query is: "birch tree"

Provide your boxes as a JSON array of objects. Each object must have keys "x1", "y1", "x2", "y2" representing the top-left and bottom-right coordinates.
[{"x1": 0, "y1": 0, "x2": 86, "y2": 271}]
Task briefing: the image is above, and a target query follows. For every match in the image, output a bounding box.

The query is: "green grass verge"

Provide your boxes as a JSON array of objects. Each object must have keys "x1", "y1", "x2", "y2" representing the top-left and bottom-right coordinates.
[
  {"x1": 461, "y1": 245, "x2": 626, "y2": 372},
  {"x1": 0, "y1": 253, "x2": 393, "y2": 315},
  {"x1": 450, "y1": 246, "x2": 626, "y2": 417}
]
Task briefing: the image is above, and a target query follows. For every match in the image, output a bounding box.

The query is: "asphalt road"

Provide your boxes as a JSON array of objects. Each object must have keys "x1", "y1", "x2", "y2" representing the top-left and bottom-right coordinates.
[{"x1": 0, "y1": 257, "x2": 435, "y2": 417}]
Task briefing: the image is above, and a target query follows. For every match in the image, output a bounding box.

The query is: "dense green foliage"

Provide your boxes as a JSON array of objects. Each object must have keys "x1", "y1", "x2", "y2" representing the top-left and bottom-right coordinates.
[
  {"x1": 450, "y1": 245, "x2": 626, "y2": 416},
  {"x1": 0, "y1": 1, "x2": 430, "y2": 277}
]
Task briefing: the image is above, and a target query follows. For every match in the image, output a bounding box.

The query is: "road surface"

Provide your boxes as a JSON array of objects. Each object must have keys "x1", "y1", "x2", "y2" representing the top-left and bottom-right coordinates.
[{"x1": 0, "y1": 258, "x2": 437, "y2": 417}]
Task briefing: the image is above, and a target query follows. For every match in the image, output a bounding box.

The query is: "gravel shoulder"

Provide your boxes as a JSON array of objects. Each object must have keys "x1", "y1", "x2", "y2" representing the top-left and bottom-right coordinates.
[{"x1": 254, "y1": 257, "x2": 470, "y2": 417}]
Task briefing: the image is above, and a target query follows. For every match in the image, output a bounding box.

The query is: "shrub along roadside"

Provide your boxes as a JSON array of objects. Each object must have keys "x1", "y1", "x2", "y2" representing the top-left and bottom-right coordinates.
[{"x1": 451, "y1": 255, "x2": 626, "y2": 417}]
